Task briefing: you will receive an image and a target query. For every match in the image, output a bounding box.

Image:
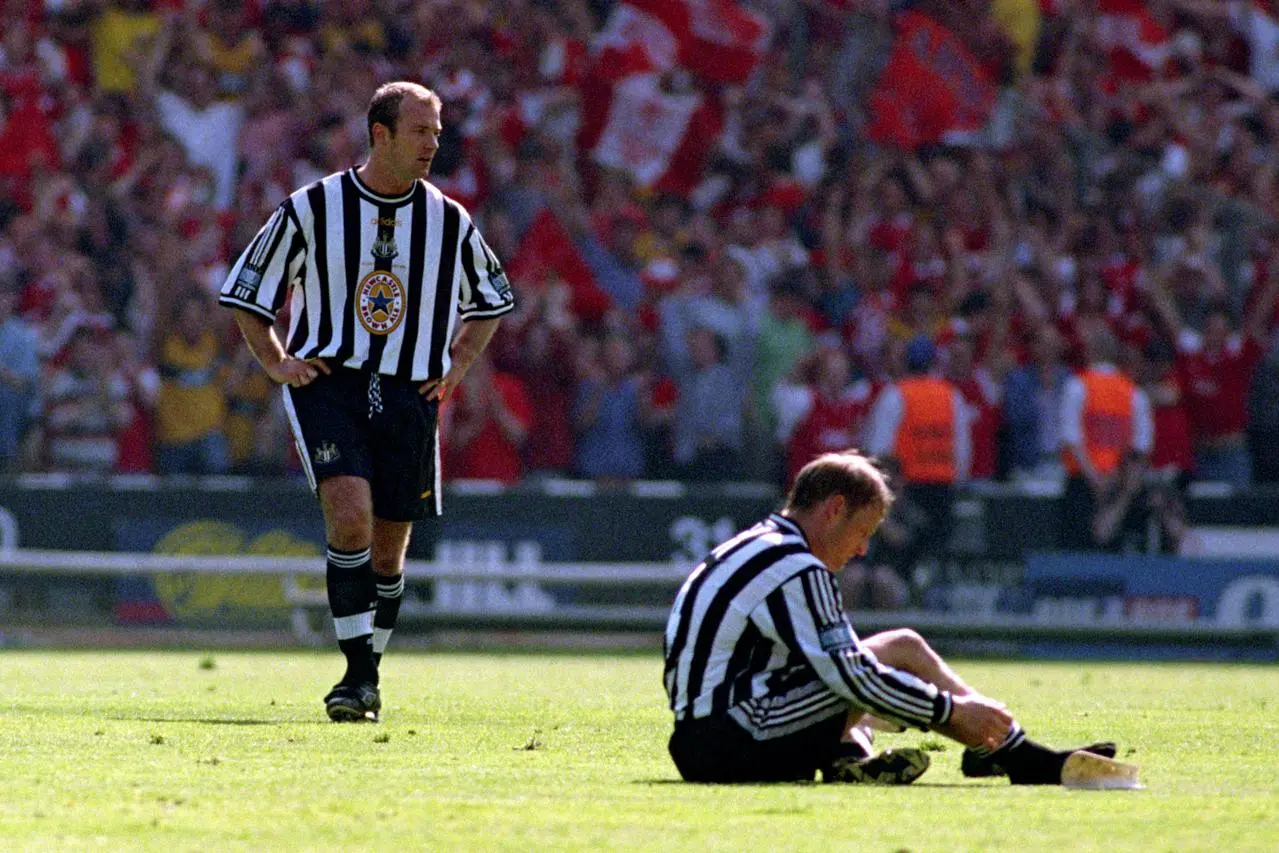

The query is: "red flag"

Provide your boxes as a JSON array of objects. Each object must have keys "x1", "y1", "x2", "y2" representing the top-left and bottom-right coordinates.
[
  {"x1": 578, "y1": 2, "x2": 680, "y2": 154},
  {"x1": 507, "y1": 208, "x2": 612, "y2": 322},
  {"x1": 578, "y1": 1, "x2": 748, "y2": 188},
  {"x1": 866, "y1": 12, "x2": 997, "y2": 150}
]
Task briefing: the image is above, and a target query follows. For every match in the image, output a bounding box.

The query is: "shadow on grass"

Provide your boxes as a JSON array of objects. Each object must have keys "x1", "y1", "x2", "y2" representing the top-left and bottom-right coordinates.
[{"x1": 632, "y1": 778, "x2": 992, "y2": 788}]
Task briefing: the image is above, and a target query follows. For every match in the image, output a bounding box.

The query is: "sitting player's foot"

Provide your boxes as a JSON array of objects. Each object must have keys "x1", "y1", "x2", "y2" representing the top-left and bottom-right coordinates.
[
  {"x1": 324, "y1": 682, "x2": 381, "y2": 723},
  {"x1": 1004, "y1": 740, "x2": 1118, "y2": 785},
  {"x1": 824, "y1": 747, "x2": 930, "y2": 785},
  {"x1": 962, "y1": 740, "x2": 1116, "y2": 779}
]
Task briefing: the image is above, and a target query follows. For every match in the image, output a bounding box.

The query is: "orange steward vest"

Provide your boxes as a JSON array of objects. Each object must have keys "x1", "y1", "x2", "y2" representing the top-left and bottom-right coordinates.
[
  {"x1": 1062, "y1": 370, "x2": 1134, "y2": 477},
  {"x1": 895, "y1": 376, "x2": 957, "y2": 485}
]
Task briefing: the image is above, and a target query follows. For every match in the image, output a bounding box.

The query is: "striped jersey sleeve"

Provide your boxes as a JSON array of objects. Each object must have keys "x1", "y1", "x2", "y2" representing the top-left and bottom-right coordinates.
[
  {"x1": 759, "y1": 567, "x2": 952, "y2": 730},
  {"x1": 456, "y1": 216, "x2": 516, "y2": 320},
  {"x1": 220, "y1": 199, "x2": 308, "y2": 323}
]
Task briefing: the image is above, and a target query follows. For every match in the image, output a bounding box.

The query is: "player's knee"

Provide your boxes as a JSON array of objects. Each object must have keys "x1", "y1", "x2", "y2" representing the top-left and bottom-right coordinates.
[
  {"x1": 327, "y1": 503, "x2": 372, "y2": 546},
  {"x1": 882, "y1": 628, "x2": 927, "y2": 660}
]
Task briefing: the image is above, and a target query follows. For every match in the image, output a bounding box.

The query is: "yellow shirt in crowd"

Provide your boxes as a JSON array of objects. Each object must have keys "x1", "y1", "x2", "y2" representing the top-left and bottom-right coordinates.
[
  {"x1": 92, "y1": 7, "x2": 162, "y2": 94},
  {"x1": 991, "y1": 0, "x2": 1042, "y2": 78},
  {"x1": 156, "y1": 331, "x2": 226, "y2": 445}
]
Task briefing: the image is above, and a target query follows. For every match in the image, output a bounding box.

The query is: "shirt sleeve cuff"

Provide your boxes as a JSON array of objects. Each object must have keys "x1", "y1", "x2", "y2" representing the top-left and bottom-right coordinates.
[
  {"x1": 459, "y1": 302, "x2": 516, "y2": 320},
  {"x1": 932, "y1": 691, "x2": 953, "y2": 727},
  {"x1": 218, "y1": 296, "x2": 276, "y2": 323}
]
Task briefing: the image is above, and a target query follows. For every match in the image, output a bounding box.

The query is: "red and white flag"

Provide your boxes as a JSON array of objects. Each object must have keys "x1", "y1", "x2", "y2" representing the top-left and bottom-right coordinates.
[
  {"x1": 591, "y1": 2, "x2": 682, "y2": 82},
  {"x1": 579, "y1": 1, "x2": 758, "y2": 192},
  {"x1": 591, "y1": 73, "x2": 721, "y2": 194},
  {"x1": 591, "y1": 0, "x2": 769, "y2": 86},
  {"x1": 679, "y1": 0, "x2": 772, "y2": 85},
  {"x1": 1094, "y1": 0, "x2": 1172, "y2": 82}
]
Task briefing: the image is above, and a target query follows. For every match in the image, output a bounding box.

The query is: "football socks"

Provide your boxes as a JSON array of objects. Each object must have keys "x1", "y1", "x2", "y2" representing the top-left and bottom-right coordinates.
[
  {"x1": 326, "y1": 545, "x2": 377, "y2": 686},
  {"x1": 372, "y1": 572, "x2": 405, "y2": 668}
]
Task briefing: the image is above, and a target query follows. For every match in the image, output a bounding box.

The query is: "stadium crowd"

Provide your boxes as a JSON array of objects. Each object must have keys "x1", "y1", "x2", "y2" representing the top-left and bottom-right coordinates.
[{"x1": 3, "y1": 0, "x2": 1279, "y2": 501}]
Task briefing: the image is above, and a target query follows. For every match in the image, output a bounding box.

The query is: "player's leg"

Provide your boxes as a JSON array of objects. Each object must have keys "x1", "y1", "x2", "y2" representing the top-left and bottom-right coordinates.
[
  {"x1": 317, "y1": 475, "x2": 381, "y2": 720},
  {"x1": 282, "y1": 376, "x2": 380, "y2": 721},
  {"x1": 370, "y1": 517, "x2": 412, "y2": 668},
  {"x1": 850, "y1": 627, "x2": 975, "y2": 741},
  {"x1": 862, "y1": 628, "x2": 1117, "y2": 781},
  {"x1": 365, "y1": 382, "x2": 441, "y2": 686},
  {"x1": 668, "y1": 711, "x2": 912, "y2": 784}
]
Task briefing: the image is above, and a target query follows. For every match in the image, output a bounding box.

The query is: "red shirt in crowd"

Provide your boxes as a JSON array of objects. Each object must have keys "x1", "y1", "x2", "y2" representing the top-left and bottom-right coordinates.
[
  {"x1": 1176, "y1": 330, "x2": 1262, "y2": 441},
  {"x1": 1149, "y1": 374, "x2": 1194, "y2": 472},
  {"x1": 868, "y1": 213, "x2": 914, "y2": 258},
  {"x1": 786, "y1": 380, "x2": 874, "y2": 486},
  {"x1": 446, "y1": 372, "x2": 533, "y2": 484}
]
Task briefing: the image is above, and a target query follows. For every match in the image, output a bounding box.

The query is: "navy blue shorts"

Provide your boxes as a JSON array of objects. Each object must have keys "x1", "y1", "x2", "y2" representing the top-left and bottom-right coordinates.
[
  {"x1": 283, "y1": 366, "x2": 441, "y2": 522},
  {"x1": 668, "y1": 713, "x2": 847, "y2": 783}
]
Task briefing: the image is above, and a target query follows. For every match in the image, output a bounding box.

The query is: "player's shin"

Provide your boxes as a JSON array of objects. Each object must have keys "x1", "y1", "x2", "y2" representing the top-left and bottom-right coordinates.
[
  {"x1": 372, "y1": 572, "x2": 404, "y2": 668},
  {"x1": 327, "y1": 545, "x2": 378, "y2": 685}
]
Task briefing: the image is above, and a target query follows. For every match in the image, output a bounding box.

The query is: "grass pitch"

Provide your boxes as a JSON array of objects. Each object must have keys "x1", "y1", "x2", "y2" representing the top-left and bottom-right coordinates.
[{"x1": 2, "y1": 651, "x2": 1277, "y2": 852}]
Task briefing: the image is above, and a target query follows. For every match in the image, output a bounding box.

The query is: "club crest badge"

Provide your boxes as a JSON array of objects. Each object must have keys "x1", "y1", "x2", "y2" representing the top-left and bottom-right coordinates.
[
  {"x1": 357, "y1": 270, "x2": 406, "y2": 335},
  {"x1": 371, "y1": 234, "x2": 399, "y2": 260},
  {"x1": 314, "y1": 441, "x2": 340, "y2": 464}
]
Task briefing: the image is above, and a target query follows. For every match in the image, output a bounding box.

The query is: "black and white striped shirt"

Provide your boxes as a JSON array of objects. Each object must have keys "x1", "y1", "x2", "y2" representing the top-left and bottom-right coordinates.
[
  {"x1": 663, "y1": 513, "x2": 953, "y2": 739},
  {"x1": 219, "y1": 168, "x2": 514, "y2": 381}
]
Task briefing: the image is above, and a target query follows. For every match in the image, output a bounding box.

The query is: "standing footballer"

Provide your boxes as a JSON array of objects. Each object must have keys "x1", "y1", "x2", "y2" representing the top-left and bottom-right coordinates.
[{"x1": 219, "y1": 82, "x2": 514, "y2": 722}]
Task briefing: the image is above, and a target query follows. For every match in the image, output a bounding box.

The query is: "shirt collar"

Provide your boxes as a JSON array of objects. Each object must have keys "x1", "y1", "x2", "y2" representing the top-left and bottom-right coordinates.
[
  {"x1": 768, "y1": 512, "x2": 811, "y2": 549},
  {"x1": 348, "y1": 168, "x2": 419, "y2": 205}
]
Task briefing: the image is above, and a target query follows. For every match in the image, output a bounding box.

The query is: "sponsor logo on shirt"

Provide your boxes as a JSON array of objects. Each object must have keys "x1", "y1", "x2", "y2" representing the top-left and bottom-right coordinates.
[{"x1": 357, "y1": 270, "x2": 406, "y2": 335}]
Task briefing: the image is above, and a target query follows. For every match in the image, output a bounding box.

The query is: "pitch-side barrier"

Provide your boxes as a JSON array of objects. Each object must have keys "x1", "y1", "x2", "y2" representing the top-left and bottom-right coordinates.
[{"x1": 3, "y1": 548, "x2": 1278, "y2": 654}]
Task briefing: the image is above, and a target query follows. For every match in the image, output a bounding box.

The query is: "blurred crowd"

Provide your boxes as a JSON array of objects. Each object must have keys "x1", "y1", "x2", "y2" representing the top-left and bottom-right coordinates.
[{"x1": 3, "y1": 0, "x2": 1279, "y2": 498}]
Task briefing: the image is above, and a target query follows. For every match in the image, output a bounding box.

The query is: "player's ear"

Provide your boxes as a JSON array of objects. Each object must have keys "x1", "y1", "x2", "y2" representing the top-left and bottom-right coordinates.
[{"x1": 826, "y1": 494, "x2": 846, "y2": 523}]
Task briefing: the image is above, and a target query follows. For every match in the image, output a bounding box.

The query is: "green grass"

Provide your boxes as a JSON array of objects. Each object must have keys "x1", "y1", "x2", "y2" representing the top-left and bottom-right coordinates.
[{"x1": 2, "y1": 652, "x2": 1277, "y2": 852}]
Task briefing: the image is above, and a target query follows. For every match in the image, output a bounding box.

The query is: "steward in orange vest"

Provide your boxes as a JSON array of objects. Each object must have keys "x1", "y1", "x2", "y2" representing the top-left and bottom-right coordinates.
[{"x1": 1059, "y1": 327, "x2": 1153, "y2": 551}]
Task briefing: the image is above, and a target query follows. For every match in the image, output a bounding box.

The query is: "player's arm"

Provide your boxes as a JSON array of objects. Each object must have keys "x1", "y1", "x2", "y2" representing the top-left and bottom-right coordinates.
[
  {"x1": 219, "y1": 201, "x2": 322, "y2": 387},
  {"x1": 422, "y1": 214, "x2": 515, "y2": 401},
  {"x1": 761, "y1": 567, "x2": 952, "y2": 731},
  {"x1": 420, "y1": 317, "x2": 501, "y2": 402},
  {"x1": 763, "y1": 567, "x2": 1014, "y2": 749},
  {"x1": 230, "y1": 311, "x2": 328, "y2": 388}
]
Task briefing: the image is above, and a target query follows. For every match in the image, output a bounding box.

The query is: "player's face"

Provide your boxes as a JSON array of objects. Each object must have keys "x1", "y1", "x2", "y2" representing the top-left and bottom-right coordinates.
[
  {"x1": 384, "y1": 96, "x2": 442, "y2": 183},
  {"x1": 831, "y1": 502, "x2": 886, "y2": 569}
]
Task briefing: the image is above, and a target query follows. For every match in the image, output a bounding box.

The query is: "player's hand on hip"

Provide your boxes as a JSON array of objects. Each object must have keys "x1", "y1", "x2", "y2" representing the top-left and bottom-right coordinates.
[
  {"x1": 270, "y1": 357, "x2": 330, "y2": 388},
  {"x1": 419, "y1": 362, "x2": 468, "y2": 402},
  {"x1": 945, "y1": 693, "x2": 1014, "y2": 750}
]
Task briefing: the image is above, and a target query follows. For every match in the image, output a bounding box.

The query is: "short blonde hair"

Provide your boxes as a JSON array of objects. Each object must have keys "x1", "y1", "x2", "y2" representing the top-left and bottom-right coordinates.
[
  {"x1": 783, "y1": 450, "x2": 894, "y2": 515},
  {"x1": 367, "y1": 82, "x2": 442, "y2": 146}
]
